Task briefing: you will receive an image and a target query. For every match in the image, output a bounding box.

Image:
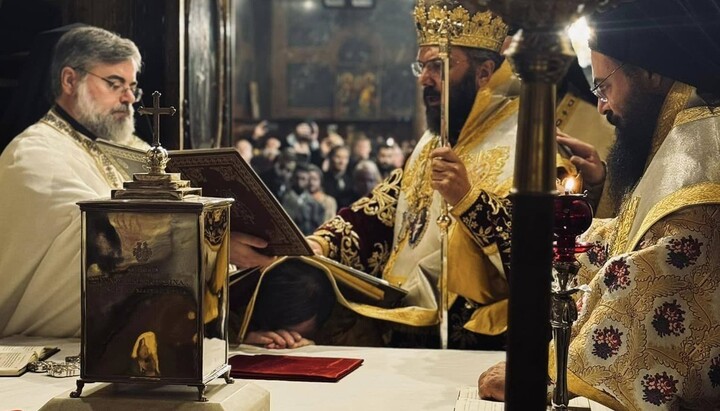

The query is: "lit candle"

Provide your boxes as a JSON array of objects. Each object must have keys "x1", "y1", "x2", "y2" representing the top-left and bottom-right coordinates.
[{"x1": 563, "y1": 177, "x2": 576, "y2": 194}]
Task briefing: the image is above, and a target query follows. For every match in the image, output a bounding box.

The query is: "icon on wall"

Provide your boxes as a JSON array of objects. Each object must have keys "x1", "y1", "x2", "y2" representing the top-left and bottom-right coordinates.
[{"x1": 334, "y1": 69, "x2": 380, "y2": 119}]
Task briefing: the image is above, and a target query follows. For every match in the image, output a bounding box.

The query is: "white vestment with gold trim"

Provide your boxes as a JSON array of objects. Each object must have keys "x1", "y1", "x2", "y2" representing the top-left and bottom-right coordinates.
[
  {"x1": 560, "y1": 87, "x2": 720, "y2": 410},
  {"x1": 0, "y1": 109, "x2": 143, "y2": 337}
]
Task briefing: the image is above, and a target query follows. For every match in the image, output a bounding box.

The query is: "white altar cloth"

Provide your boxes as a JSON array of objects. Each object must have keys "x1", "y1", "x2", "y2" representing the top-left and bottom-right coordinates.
[{"x1": 0, "y1": 336, "x2": 611, "y2": 410}]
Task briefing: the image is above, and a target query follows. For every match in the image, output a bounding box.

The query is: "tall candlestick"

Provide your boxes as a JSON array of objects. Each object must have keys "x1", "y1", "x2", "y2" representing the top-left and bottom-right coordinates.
[{"x1": 551, "y1": 191, "x2": 592, "y2": 409}]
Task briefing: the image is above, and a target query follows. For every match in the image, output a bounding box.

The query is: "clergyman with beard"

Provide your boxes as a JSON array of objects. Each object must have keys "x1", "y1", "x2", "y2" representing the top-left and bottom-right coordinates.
[
  {"x1": 286, "y1": 0, "x2": 524, "y2": 350},
  {"x1": 0, "y1": 26, "x2": 149, "y2": 338},
  {"x1": 478, "y1": 0, "x2": 720, "y2": 408}
]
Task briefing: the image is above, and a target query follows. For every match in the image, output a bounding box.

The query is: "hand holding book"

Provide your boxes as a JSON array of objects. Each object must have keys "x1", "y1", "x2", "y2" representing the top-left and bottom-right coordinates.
[
  {"x1": 95, "y1": 140, "x2": 407, "y2": 306},
  {"x1": 229, "y1": 232, "x2": 277, "y2": 269}
]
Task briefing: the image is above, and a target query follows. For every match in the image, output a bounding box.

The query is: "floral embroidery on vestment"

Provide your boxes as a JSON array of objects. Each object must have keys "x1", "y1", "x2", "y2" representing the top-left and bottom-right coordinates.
[{"x1": 351, "y1": 168, "x2": 401, "y2": 227}]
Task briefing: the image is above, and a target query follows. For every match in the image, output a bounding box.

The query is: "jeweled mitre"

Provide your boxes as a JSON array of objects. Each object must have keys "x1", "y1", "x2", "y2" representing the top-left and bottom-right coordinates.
[{"x1": 414, "y1": 0, "x2": 508, "y2": 52}]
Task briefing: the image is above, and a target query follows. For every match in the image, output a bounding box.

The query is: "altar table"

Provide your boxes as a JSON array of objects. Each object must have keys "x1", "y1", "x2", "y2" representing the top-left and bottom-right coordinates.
[{"x1": 0, "y1": 336, "x2": 611, "y2": 411}]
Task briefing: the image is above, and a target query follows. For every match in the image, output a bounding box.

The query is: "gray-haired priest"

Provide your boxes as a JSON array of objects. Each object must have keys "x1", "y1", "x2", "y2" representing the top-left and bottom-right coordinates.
[
  {"x1": 303, "y1": 0, "x2": 523, "y2": 349},
  {"x1": 0, "y1": 26, "x2": 148, "y2": 338}
]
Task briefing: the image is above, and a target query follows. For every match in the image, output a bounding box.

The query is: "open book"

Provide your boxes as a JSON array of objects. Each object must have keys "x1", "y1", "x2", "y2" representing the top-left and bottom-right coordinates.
[
  {"x1": 0, "y1": 345, "x2": 59, "y2": 376},
  {"x1": 96, "y1": 139, "x2": 407, "y2": 307}
]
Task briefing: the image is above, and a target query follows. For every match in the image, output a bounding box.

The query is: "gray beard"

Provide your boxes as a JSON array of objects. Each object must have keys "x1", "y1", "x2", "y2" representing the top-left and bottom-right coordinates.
[
  {"x1": 83, "y1": 114, "x2": 135, "y2": 144},
  {"x1": 75, "y1": 82, "x2": 136, "y2": 143}
]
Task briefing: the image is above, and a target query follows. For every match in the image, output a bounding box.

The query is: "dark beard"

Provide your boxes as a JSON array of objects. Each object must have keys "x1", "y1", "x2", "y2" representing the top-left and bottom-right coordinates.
[
  {"x1": 425, "y1": 70, "x2": 478, "y2": 146},
  {"x1": 377, "y1": 162, "x2": 395, "y2": 176},
  {"x1": 605, "y1": 92, "x2": 666, "y2": 212}
]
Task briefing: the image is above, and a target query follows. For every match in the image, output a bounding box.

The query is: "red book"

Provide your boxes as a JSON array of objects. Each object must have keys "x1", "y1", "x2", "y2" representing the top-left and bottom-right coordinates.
[{"x1": 229, "y1": 354, "x2": 363, "y2": 382}]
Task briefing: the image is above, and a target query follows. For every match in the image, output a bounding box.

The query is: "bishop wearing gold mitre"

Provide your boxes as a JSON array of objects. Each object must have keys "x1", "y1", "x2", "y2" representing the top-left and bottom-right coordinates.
[
  {"x1": 238, "y1": 0, "x2": 520, "y2": 350},
  {"x1": 236, "y1": 0, "x2": 585, "y2": 350}
]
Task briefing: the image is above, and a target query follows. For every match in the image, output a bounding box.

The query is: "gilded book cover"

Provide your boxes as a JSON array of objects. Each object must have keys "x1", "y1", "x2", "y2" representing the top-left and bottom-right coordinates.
[
  {"x1": 96, "y1": 140, "x2": 407, "y2": 306},
  {"x1": 96, "y1": 140, "x2": 312, "y2": 256}
]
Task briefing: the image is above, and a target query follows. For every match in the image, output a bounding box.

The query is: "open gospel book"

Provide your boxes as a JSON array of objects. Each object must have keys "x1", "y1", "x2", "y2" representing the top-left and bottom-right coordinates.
[{"x1": 96, "y1": 139, "x2": 407, "y2": 307}]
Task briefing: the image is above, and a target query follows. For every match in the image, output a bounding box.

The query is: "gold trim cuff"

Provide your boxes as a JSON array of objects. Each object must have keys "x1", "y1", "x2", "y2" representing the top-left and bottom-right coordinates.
[
  {"x1": 306, "y1": 235, "x2": 330, "y2": 257},
  {"x1": 451, "y1": 182, "x2": 485, "y2": 217}
]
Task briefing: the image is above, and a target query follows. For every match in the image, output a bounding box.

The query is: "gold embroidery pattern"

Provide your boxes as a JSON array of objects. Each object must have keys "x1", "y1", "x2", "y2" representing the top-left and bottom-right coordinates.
[
  {"x1": 339, "y1": 236, "x2": 362, "y2": 271},
  {"x1": 626, "y1": 183, "x2": 720, "y2": 253},
  {"x1": 397, "y1": 139, "x2": 439, "y2": 249},
  {"x1": 450, "y1": 99, "x2": 518, "y2": 217},
  {"x1": 450, "y1": 146, "x2": 514, "y2": 217},
  {"x1": 402, "y1": 140, "x2": 438, "y2": 209},
  {"x1": 42, "y1": 109, "x2": 123, "y2": 189},
  {"x1": 366, "y1": 242, "x2": 390, "y2": 277},
  {"x1": 647, "y1": 82, "x2": 693, "y2": 169},
  {"x1": 314, "y1": 216, "x2": 362, "y2": 270},
  {"x1": 460, "y1": 146, "x2": 512, "y2": 196},
  {"x1": 566, "y1": 205, "x2": 720, "y2": 410},
  {"x1": 673, "y1": 106, "x2": 720, "y2": 128},
  {"x1": 609, "y1": 195, "x2": 640, "y2": 257},
  {"x1": 459, "y1": 190, "x2": 512, "y2": 249},
  {"x1": 350, "y1": 168, "x2": 402, "y2": 227}
]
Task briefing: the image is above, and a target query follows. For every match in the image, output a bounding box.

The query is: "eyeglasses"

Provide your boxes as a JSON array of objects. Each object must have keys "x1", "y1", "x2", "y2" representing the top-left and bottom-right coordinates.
[
  {"x1": 411, "y1": 58, "x2": 443, "y2": 77},
  {"x1": 74, "y1": 67, "x2": 143, "y2": 102},
  {"x1": 410, "y1": 57, "x2": 465, "y2": 78},
  {"x1": 590, "y1": 63, "x2": 624, "y2": 103}
]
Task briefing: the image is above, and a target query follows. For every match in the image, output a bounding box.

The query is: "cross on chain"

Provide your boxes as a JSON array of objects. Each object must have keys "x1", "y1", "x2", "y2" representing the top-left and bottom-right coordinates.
[{"x1": 138, "y1": 91, "x2": 176, "y2": 147}]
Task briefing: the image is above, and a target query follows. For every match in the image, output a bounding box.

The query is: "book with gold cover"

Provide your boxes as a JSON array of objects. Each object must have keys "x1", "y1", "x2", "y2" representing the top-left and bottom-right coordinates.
[
  {"x1": 166, "y1": 148, "x2": 314, "y2": 256},
  {"x1": 96, "y1": 140, "x2": 312, "y2": 256},
  {"x1": 96, "y1": 139, "x2": 407, "y2": 307}
]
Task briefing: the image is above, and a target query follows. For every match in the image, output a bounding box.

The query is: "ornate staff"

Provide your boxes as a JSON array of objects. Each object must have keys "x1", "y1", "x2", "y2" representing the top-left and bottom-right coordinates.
[
  {"x1": 417, "y1": 0, "x2": 503, "y2": 350},
  {"x1": 436, "y1": 20, "x2": 452, "y2": 351},
  {"x1": 431, "y1": 4, "x2": 462, "y2": 350}
]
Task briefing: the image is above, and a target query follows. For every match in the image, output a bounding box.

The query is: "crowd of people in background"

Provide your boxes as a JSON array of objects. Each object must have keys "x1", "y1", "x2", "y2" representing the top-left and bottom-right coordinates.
[{"x1": 233, "y1": 120, "x2": 407, "y2": 234}]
